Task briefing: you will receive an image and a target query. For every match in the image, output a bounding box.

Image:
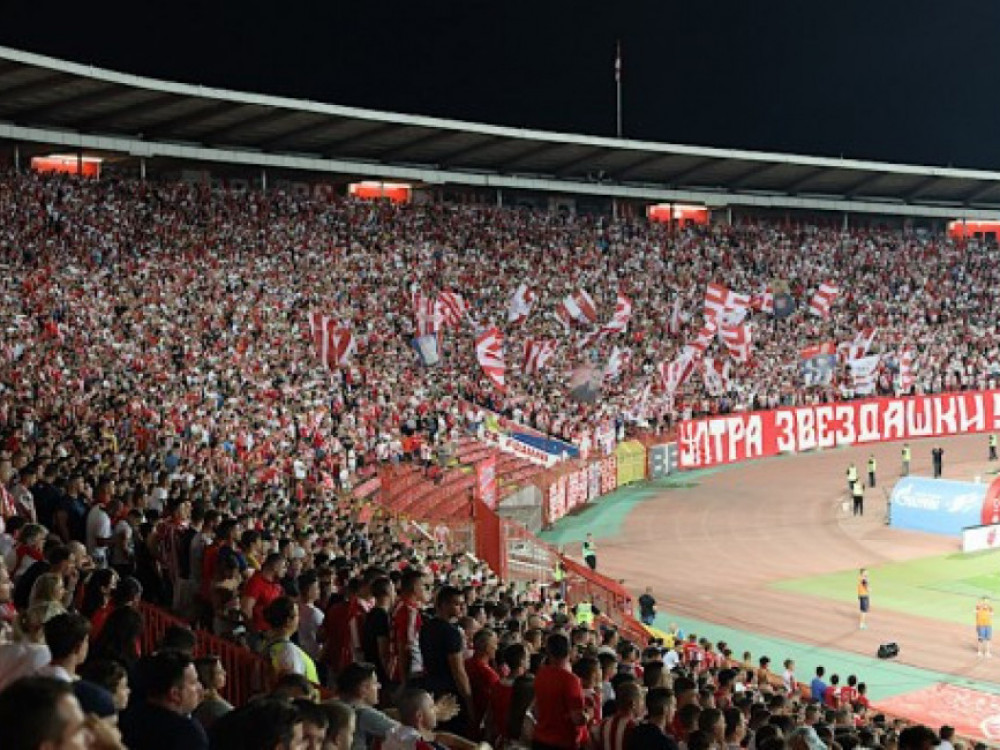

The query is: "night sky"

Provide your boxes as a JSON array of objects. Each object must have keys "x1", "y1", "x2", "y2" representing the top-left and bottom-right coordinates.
[{"x1": 2, "y1": 0, "x2": 999, "y2": 169}]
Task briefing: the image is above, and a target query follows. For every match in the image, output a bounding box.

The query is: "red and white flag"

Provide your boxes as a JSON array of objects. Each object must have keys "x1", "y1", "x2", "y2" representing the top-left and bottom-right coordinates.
[
  {"x1": 702, "y1": 357, "x2": 731, "y2": 397},
  {"x1": 604, "y1": 346, "x2": 630, "y2": 380},
  {"x1": 507, "y1": 283, "x2": 537, "y2": 325},
  {"x1": 658, "y1": 346, "x2": 699, "y2": 394},
  {"x1": 719, "y1": 323, "x2": 752, "y2": 363},
  {"x1": 751, "y1": 286, "x2": 774, "y2": 315},
  {"x1": 325, "y1": 325, "x2": 355, "y2": 368},
  {"x1": 848, "y1": 355, "x2": 880, "y2": 395},
  {"x1": 839, "y1": 327, "x2": 877, "y2": 362},
  {"x1": 603, "y1": 292, "x2": 633, "y2": 334},
  {"x1": 309, "y1": 313, "x2": 355, "y2": 369},
  {"x1": 898, "y1": 348, "x2": 916, "y2": 391},
  {"x1": 689, "y1": 319, "x2": 718, "y2": 354},
  {"x1": 705, "y1": 282, "x2": 751, "y2": 325},
  {"x1": 668, "y1": 295, "x2": 683, "y2": 336},
  {"x1": 808, "y1": 282, "x2": 839, "y2": 319},
  {"x1": 413, "y1": 293, "x2": 442, "y2": 337},
  {"x1": 436, "y1": 291, "x2": 468, "y2": 328},
  {"x1": 475, "y1": 327, "x2": 506, "y2": 391},
  {"x1": 523, "y1": 338, "x2": 558, "y2": 375},
  {"x1": 555, "y1": 289, "x2": 598, "y2": 329}
]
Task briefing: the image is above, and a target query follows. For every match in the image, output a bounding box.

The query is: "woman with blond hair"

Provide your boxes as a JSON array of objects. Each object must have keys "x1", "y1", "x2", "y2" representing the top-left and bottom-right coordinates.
[
  {"x1": 0, "y1": 600, "x2": 63, "y2": 691},
  {"x1": 28, "y1": 572, "x2": 69, "y2": 613}
]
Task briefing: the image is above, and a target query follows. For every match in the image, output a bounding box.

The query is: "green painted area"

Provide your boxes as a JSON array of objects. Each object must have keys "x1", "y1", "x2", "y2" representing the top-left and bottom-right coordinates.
[
  {"x1": 538, "y1": 469, "x2": 722, "y2": 547},
  {"x1": 774, "y1": 549, "x2": 1000, "y2": 626},
  {"x1": 650, "y1": 611, "x2": 1000, "y2": 700}
]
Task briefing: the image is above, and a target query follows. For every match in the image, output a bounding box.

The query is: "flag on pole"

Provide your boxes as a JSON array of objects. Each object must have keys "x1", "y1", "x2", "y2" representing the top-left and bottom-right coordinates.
[
  {"x1": 808, "y1": 282, "x2": 839, "y2": 319},
  {"x1": 436, "y1": 291, "x2": 468, "y2": 328},
  {"x1": 555, "y1": 289, "x2": 599, "y2": 329},
  {"x1": 523, "y1": 338, "x2": 558, "y2": 375},
  {"x1": 413, "y1": 293, "x2": 442, "y2": 337},
  {"x1": 475, "y1": 327, "x2": 506, "y2": 391},
  {"x1": 839, "y1": 327, "x2": 877, "y2": 362},
  {"x1": 507, "y1": 283, "x2": 536, "y2": 325}
]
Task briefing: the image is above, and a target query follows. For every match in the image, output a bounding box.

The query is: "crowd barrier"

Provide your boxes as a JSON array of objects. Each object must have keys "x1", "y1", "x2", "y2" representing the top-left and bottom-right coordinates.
[
  {"x1": 677, "y1": 389, "x2": 1000, "y2": 470},
  {"x1": 138, "y1": 601, "x2": 267, "y2": 706}
]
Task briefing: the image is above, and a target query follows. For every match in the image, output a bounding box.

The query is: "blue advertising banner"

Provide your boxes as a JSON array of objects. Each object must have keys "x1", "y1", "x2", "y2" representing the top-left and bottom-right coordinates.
[{"x1": 889, "y1": 477, "x2": 987, "y2": 537}]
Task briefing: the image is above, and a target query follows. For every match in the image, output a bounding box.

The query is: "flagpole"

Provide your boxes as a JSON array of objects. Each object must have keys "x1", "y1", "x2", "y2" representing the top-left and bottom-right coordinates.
[{"x1": 615, "y1": 40, "x2": 623, "y2": 138}]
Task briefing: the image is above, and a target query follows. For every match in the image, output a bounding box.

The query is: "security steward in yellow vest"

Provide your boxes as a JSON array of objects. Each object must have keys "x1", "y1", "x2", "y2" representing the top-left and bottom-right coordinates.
[
  {"x1": 574, "y1": 599, "x2": 595, "y2": 628},
  {"x1": 553, "y1": 560, "x2": 567, "y2": 600},
  {"x1": 852, "y1": 480, "x2": 865, "y2": 517},
  {"x1": 901, "y1": 444, "x2": 911, "y2": 476},
  {"x1": 847, "y1": 463, "x2": 858, "y2": 492}
]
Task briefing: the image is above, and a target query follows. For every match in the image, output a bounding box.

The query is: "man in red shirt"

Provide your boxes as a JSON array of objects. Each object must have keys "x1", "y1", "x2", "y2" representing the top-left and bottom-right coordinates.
[
  {"x1": 533, "y1": 632, "x2": 588, "y2": 750},
  {"x1": 391, "y1": 568, "x2": 427, "y2": 685},
  {"x1": 241, "y1": 552, "x2": 286, "y2": 638},
  {"x1": 594, "y1": 680, "x2": 643, "y2": 750},
  {"x1": 464, "y1": 627, "x2": 499, "y2": 738},
  {"x1": 823, "y1": 674, "x2": 842, "y2": 709}
]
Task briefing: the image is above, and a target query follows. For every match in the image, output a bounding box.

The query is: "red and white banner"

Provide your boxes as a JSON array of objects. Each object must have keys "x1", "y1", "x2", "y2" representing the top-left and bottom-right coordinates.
[
  {"x1": 413, "y1": 293, "x2": 441, "y2": 337},
  {"x1": 436, "y1": 291, "x2": 468, "y2": 328},
  {"x1": 719, "y1": 322, "x2": 752, "y2": 363},
  {"x1": 808, "y1": 282, "x2": 839, "y2": 318},
  {"x1": 476, "y1": 454, "x2": 498, "y2": 510},
  {"x1": 309, "y1": 313, "x2": 355, "y2": 369},
  {"x1": 678, "y1": 389, "x2": 1000, "y2": 470},
  {"x1": 475, "y1": 327, "x2": 506, "y2": 391},
  {"x1": 507, "y1": 283, "x2": 536, "y2": 325},
  {"x1": 602, "y1": 292, "x2": 633, "y2": 334},
  {"x1": 523, "y1": 338, "x2": 558, "y2": 375},
  {"x1": 555, "y1": 289, "x2": 598, "y2": 329}
]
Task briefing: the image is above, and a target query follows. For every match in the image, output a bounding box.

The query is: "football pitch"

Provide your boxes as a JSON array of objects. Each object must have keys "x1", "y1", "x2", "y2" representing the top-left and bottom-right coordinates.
[{"x1": 773, "y1": 548, "x2": 1000, "y2": 626}]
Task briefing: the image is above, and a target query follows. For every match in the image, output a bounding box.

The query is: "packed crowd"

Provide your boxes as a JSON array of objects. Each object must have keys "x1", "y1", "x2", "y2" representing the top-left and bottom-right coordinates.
[{"x1": 0, "y1": 170, "x2": 982, "y2": 749}]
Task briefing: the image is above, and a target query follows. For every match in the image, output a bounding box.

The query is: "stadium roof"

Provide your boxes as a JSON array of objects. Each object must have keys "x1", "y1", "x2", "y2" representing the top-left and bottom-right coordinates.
[{"x1": 2, "y1": 45, "x2": 1000, "y2": 219}]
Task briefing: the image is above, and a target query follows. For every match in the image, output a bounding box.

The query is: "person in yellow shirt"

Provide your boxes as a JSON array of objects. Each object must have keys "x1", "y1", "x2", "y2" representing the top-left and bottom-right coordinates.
[
  {"x1": 977, "y1": 596, "x2": 993, "y2": 658},
  {"x1": 857, "y1": 568, "x2": 870, "y2": 630}
]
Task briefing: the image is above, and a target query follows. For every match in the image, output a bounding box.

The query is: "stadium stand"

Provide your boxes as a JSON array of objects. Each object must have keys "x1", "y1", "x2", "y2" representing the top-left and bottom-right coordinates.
[{"x1": 0, "y1": 167, "x2": 985, "y2": 749}]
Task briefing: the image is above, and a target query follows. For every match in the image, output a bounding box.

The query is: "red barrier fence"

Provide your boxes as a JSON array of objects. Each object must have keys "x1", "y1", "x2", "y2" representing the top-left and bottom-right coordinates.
[{"x1": 139, "y1": 602, "x2": 267, "y2": 706}]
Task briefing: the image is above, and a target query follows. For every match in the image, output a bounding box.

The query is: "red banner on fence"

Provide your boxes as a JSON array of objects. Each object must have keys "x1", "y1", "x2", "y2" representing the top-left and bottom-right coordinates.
[
  {"x1": 678, "y1": 390, "x2": 1000, "y2": 470},
  {"x1": 476, "y1": 455, "x2": 498, "y2": 510}
]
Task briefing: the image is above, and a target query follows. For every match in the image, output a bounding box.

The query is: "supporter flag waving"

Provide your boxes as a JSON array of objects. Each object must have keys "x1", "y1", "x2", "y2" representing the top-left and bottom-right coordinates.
[
  {"x1": 702, "y1": 357, "x2": 731, "y2": 397},
  {"x1": 668, "y1": 295, "x2": 683, "y2": 336},
  {"x1": 436, "y1": 291, "x2": 468, "y2": 328},
  {"x1": 840, "y1": 327, "x2": 877, "y2": 362},
  {"x1": 412, "y1": 293, "x2": 442, "y2": 337},
  {"x1": 603, "y1": 292, "x2": 633, "y2": 334},
  {"x1": 704, "y1": 282, "x2": 750, "y2": 324},
  {"x1": 898, "y1": 348, "x2": 916, "y2": 392},
  {"x1": 523, "y1": 338, "x2": 558, "y2": 375},
  {"x1": 799, "y1": 342, "x2": 837, "y2": 386},
  {"x1": 751, "y1": 286, "x2": 774, "y2": 315},
  {"x1": 555, "y1": 289, "x2": 598, "y2": 329},
  {"x1": 808, "y1": 282, "x2": 839, "y2": 318},
  {"x1": 848, "y1": 355, "x2": 880, "y2": 395},
  {"x1": 604, "y1": 346, "x2": 630, "y2": 381},
  {"x1": 475, "y1": 327, "x2": 506, "y2": 391},
  {"x1": 507, "y1": 282, "x2": 536, "y2": 325},
  {"x1": 309, "y1": 313, "x2": 355, "y2": 369},
  {"x1": 658, "y1": 346, "x2": 698, "y2": 394},
  {"x1": 689, "y1": 319, "x2": 718, "y2": 354},
  {"x1": 719, "y1": 322, "x2": 752, "y2": 363}
]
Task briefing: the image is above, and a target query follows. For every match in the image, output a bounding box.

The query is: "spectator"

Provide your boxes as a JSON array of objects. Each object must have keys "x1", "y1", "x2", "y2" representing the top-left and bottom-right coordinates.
[
  {"x1": 119, "y1": 651, "x2": 208, "y2": 750},
  {"x1": 0, "y1": 676, "x2": 91, "y2": 750},
  {"x1": 419, "y1": 585, "x2": 473, "y2": 731},
  {"x1": 533, "y1": 632, "x2": 588, "y2": 750},
  {"x1": 264, "y1": 595, "x2": 320, "y2": 685},
  {"x1": 208, "y1": 697, "x2": 304, "y2": 750},
  {"x1": 38, "y1": 612, "x2": 91, "y2": 682},
  {"x1": 192, "y1": 655, "x2": 233, "y2": 731},
  {"x1": 382, "y1": 687, "x2": 485, "y2": 750},
  {"x1": 627, "y1": 686, "x2": 678, "y2": 750}
]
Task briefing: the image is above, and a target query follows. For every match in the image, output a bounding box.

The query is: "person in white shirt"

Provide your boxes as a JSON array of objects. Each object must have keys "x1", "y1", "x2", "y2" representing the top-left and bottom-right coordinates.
[
  {"x1": 85, "y1": 500, "x2": 114, "y2": 569},
  {"x1": 296, "y1": 571, "x2": 325, "y2": 661}
]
